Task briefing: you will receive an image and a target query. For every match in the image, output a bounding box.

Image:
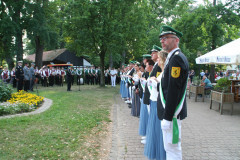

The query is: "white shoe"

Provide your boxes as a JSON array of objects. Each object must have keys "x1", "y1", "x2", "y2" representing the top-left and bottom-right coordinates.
[
  {"x1": 125, "y1": 100, "x2": 131, "y2": 104},
  {"x1": 141, "y1": 136, "x2": 146, "y2": 140},
  {"x1": 141, "y1": 139, "x2": 146, "y2": 144}
]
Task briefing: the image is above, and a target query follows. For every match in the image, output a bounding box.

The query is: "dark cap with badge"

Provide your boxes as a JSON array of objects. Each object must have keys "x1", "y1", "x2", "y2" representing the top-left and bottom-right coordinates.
[
  {"x1": 151, "y1": 45, "x2": 162, "y2": 52},
  {"x1": 159, "y1": 25, "x2": 183, "y2": 38},
  {"x1": 142, "y1": 54, "x2": 152, "y2": 59},
  {"x1": 129, "y1": 60, "x2": 135, "y2": 64}
]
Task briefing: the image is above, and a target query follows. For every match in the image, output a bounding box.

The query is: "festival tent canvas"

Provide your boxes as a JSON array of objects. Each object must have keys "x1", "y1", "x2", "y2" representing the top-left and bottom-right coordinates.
[{"x1": 195, "y1": 38, "x2": 240, "y2": 65}]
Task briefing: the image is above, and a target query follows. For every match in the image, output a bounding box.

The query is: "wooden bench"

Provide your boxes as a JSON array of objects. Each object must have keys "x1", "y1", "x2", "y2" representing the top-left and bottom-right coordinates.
[
  {"x1": 210, "y1": 90, "x2": 234, "y2": 115},
  {"x1": 189, "y1": 85, "x2": 205, "y2": 102}
]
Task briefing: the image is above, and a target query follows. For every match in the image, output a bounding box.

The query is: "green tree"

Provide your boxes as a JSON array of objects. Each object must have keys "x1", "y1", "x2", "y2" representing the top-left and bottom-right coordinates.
[
  {"x1": 172, "y1": 2, "x2": 240, "y2": 80},
  {"x1": 0, "y1": 0, "x2": 20, "y2": 69},
  {"x1": 25, "y1": 0, "x2": 59, "y2": 68},
  {"x1": 64, "y1": 0, "x2": 151, "y2": 86}
]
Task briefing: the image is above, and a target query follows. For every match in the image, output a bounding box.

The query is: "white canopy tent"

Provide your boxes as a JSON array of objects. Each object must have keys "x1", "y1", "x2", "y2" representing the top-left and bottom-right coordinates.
[{"x1": 195, "y1": 38, "x2": 240, "y2": 65}]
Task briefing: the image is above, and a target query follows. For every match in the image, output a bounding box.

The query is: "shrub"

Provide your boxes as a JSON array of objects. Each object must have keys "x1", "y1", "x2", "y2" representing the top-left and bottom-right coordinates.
[
  {"x1": 214, "y1": 77, "x2": 231, "y2": 93},
  {"x1": 192, "y1": 76, "x2": 201, "y2": 86},
  {"x1": 0, "y1": 80, "x2": 13, "y2": 102}
]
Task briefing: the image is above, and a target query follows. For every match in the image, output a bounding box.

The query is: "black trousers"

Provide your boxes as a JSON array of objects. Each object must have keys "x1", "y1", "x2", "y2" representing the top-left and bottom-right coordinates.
[
  {"x1": 67, "y1": 80, "x2": 71, "y2": 91},
  {"x1": 24, "y1": 80, "x2": 30, "y2": 91},
  {"x1": 77, "y1": 75, "x2": 81, "y2": 85},
  {"x1": 17, "y1": 78, "x2": 24, "y2": 91},
  {"x1": 49, "y1": 76, "x2": 54, "y2": 86},
  {"x1": 44, "y1": 77, "x2": 49, "y2": 87}
]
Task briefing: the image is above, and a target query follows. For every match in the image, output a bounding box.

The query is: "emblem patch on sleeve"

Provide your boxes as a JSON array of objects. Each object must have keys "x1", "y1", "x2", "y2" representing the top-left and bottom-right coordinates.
[{"x1": 171, "y1": 67, "x2": 181, "y2": 78}]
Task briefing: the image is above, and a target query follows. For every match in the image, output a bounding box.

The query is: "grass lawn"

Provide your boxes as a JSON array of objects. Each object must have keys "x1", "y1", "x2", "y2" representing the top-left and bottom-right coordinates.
[{"x1": 0, "y1": 84, "x2": 118, "y2": 159}]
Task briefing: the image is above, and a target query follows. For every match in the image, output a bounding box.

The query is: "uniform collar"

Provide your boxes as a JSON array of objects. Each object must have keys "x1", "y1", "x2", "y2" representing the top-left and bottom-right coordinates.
[{"x1": 164, "y1": 48, "x2": 179, "y2": 68}]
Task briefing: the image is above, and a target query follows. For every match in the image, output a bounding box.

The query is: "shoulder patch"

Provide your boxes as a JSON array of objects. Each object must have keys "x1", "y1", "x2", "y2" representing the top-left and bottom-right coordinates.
[{"x1": 171, "y1": 67, "x2": 181, "y2": 78}]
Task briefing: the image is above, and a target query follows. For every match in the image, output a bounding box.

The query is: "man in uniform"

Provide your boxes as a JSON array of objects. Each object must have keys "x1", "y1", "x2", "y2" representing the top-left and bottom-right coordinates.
[
  {"x1": 66, "y1": 66, "x2": 73, "y2": 91},
  {"x1": 84, "y1": 67, "x2": 90, "y2": 85},
  {"x1": 15, "y1": 61, "x2": 24, "y2": 91},
  {"x1": 76, "y1": 67, "x2": 82, "y2": 85},
  {"x1": 157, "y1": 25, "x2": 189, "y2": 160},
  {"x1": 29, "y1": 63, "x2": 35, "y2": 91},
  {"x1": 23, "y1": 63, "x2": 30, "y2": 91},
  {"x1": 96, "y1": 67, "x2": 101, "y2": 85}
]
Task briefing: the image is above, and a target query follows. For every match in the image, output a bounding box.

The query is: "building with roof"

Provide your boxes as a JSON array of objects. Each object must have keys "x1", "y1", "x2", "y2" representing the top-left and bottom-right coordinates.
[{"x1": 26, "y1": 48, "x2": 92, "y2": 67}]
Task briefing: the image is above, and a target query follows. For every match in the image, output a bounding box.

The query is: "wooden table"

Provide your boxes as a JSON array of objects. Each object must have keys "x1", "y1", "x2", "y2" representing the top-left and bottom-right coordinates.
[
  {"x1": 189, "y1": 85, "x2": 205, "y2": 102},
  {"x1": 230, "y1": 79, "x2": 240, "y2": 102}
]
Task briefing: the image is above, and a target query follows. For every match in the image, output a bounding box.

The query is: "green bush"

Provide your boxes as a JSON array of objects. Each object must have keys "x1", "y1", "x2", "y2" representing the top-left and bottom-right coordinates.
[
  {"x1": 0, "y1": 80, "x2": 13, "y2": 102},
  {"x1": 192, "y1": 76, "x2": 201, "y2": 86},
  {"x1": 214, "y1": 77, "x2": 231, "y2": 93}
]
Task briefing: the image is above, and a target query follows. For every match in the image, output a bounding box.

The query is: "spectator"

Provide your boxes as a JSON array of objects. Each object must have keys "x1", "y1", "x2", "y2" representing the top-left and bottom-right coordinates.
[
  {"x1": 189, "y1": 69, "x2": 195, "y2": 83},
  {"x1": 201, "y1": 75, "x2": 213, "y2": 90},
  {"x1": 200, "y1": 70, "x2": 205, "y2": 79},
  {"x1": 205, "y1": 70, "x2": 209, "y2": 78},
  {"x1": 219, "y1": 70, "x2": 223, "y2": 77}
]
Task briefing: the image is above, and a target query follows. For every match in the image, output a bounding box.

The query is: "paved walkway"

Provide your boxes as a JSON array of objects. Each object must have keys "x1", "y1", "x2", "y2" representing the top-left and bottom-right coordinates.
[{"x1": 109, "y1": 93, "x2": 240, "y2": 160}]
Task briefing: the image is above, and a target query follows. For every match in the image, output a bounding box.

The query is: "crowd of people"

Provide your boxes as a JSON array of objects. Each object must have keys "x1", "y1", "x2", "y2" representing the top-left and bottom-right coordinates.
[
  {"x1": 0, "y1": 61, "x2": 122, "y2": 92},
  {"x1": 119, "y1": 26, "x2": 189, "y2": 160},
  {"x1": 188, "y1": 68, "x2": 240, "y2": 91}
]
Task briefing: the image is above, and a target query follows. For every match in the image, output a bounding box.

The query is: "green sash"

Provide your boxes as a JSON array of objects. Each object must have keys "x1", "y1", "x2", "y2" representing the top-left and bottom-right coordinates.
[{"x1": 159, "y1": 72, "x2": 187, "y2": 144}]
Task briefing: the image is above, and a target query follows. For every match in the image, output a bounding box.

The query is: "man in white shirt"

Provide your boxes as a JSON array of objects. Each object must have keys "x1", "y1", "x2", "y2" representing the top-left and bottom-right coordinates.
[{"x1": 110, "y1": 67, "x2": 117, "y2": 87}]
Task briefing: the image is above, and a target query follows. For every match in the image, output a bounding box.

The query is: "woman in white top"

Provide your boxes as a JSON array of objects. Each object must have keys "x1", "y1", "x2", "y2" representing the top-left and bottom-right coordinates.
[
  {"x1": 131, "y1": 62, "x2": 142, "y2": 117},
  {"x1": 144, "y1": 51, "x2": 168, "y2": 160}
]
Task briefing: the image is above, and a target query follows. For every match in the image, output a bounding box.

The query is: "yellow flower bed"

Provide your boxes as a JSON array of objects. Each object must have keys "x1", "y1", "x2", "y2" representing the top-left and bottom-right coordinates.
[{"x1": 7, "y1": 90, "x2": 44, "y2": 106}]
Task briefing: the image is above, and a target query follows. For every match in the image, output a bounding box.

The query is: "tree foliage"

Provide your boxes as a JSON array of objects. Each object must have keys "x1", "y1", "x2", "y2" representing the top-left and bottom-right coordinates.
[{"x1": 64, "y1": 0, "x2": 151, "y2": 86}]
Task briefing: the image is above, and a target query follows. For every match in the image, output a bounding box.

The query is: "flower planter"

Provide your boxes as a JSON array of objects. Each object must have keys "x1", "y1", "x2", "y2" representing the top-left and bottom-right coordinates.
[
  {"x1": 189, "y1": 85, "x2": 205, "y2": 102},
  {"x1": 210, "y1": 90, "x2": 234, "y2": 115}
]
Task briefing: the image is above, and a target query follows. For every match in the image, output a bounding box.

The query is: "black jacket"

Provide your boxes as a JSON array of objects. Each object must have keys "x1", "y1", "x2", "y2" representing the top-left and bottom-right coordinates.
[
  {"x1": 15, "y1": 66, "x2": 24, "y2": 79},
  {"x1": 66, "y1": 69, "x2": 73, "y2": 82},
  {"x1": 157, "y1": 49, "x2": 189, "y2": 121},
  {"x1": 127, "y1": 68, "x2": 135, "y2": 86},
  {"x1": 139, "y1": 72, "x2": 149, "y2": 99}
]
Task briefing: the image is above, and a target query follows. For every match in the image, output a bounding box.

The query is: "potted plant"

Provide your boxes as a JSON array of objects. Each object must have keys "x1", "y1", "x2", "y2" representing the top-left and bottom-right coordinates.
[
  {"x1": 192, "y1": 76, "x2": 201, "y2": 86},
  {"x1": 210, "y1": 77, "x2": 234, "y2": 115}
]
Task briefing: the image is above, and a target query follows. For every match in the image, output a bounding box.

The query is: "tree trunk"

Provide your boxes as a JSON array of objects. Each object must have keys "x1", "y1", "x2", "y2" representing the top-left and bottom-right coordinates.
[
  {"x1": 109, "y1": 52, "x2": 113, "y2": 68},
  {"x1": 35, "y1": 36, "x2": 44, "y2": 68},
  {"x1": 13, "y1": 5, "x2": 23, "y2": 61},
  {"x1": 100, "y1": 51, "x2": 105, "y2": 87},
  {"x1": 121, "y1": 50, "x2": 126, "y2": 67},
  {"x1": 16, "y1": 32, "x2": 23, "y2": 61},
  {"x1": 6, "y1": 57, "x2": 14, "y2": 70}
]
